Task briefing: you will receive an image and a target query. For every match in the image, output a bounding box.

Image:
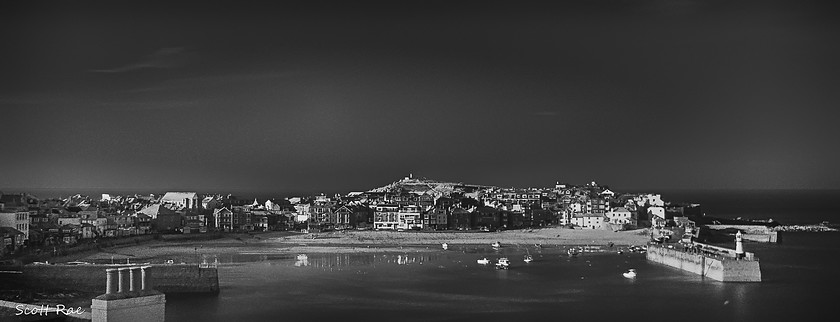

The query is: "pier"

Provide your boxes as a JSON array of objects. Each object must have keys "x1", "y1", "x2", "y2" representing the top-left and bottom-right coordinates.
[
  {"x1": 646, "y1": 231, "x2": 762, "y2": 282},
  {"x1": 16, "y1": 263, "x2": 220, "y2": 294}
]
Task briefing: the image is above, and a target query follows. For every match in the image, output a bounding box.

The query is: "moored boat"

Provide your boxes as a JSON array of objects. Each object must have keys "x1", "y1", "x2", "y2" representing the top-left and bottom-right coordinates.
[
  {"x1": 477, "y1": 258, "x2": 490, "y2": 265},
  {"x1": 623, "y1": 269, "x2": 637, "y2": 279},
  {"x1": 524, "y1": 255, "x2": 533, "y2": 263},
  {"x1": 442, "y1": 243, "x2": 448, "y2": 250},
  {"x1": 495, "y1": 257, "x2": 510, "y2": 269},
  {"x1": 491, "y1": 241, "x2": 502, "y2": 248}
]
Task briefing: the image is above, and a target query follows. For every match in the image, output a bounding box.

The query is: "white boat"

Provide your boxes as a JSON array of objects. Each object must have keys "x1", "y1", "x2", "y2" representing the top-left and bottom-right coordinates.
[
  {"x1": 495, "y1": 257, "x2": 510, "y2": 269},
  {"x1": 567, "y1": 248, "x2": 580, "y2": 257},
  {"x1": 623, "y1": 269, "x2": 637, "y2": 279},
  {"x1": 442, "y1": 243, "x2": 448, "y2": 250},
  {"x1": 523, "y1": 255, "x2": 533, "y2": 263},
  {"x1": 491, "y1": 241, "x2": 502, "y2": 248},
  {"x1": 477, "y1": 258, "x2": 490, "y2": 265}
]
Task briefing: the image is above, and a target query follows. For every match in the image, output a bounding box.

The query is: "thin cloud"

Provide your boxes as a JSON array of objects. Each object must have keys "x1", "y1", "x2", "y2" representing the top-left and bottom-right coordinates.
[
  {"x1": 91, "y1": 47, "x2": 189, "y2": 73},
  {"x1": 123, "y1": 70, "x2": 297, "y2": 93},
  {"x1": 93, "y1": 99, "x2": 204, "y2": 111}
]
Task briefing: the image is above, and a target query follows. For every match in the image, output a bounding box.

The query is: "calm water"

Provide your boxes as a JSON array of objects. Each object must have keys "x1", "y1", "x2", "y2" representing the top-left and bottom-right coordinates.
[
  {"x1": 166, "y1": 233, "x2": 840, "y2": 322},
  {"x1": 659, "y1": 189, "x2": 839, "y2": 225}
]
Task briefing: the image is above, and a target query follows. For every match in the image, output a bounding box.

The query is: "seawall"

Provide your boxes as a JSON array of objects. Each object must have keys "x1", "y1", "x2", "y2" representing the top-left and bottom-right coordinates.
[
  {"x1": 705, "y1": 225, "x2": 779, "y2": 243},
  {"x1": 16, "y1": 264, "x2": 219, "y2": 294},
  {"x1": 646, "y1": 244, "x2": 761, "y2": 282}
]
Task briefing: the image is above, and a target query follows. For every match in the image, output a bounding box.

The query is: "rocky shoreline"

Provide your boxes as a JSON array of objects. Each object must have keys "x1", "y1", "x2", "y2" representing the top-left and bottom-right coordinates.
[{"x1": 771, "y1": 224, "x2": 839, "y2": 232}]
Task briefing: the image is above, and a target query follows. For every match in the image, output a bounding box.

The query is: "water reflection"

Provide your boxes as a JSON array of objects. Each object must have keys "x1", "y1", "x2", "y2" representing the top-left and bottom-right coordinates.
[
  {"x1": 291, "y1": 253, "x2": 439, "y2": 268},
  {"x1": 294, "y1": 254, "x2": 309, "y2": 267}
]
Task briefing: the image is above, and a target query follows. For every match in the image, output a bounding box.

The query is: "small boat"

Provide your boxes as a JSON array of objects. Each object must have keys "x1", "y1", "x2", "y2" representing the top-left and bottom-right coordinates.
[
  {"x1": 623, "y1": 269, "x2": 637, "y2": 279},
  {"x1": 442, "y1": 243, "x2": 449, "y2": 250},
  {"x1": 567, "y1": 248, "x2": 580, "y2": 257},
  {"x1": 477, "y1": 258, "x2": 491, "y2": 265},
  {"x1": 495, "y1": 257, "x2": 510, "y2": 269},
  {"x1": 165, "y1": 259, "x2": 175, "y2": 264},
  {"x1": 524, "y1": 255, "x2": 533, "y2": 263},
  {"x1": 491, "y1": 241, "x2": 502, "y2": 248}
]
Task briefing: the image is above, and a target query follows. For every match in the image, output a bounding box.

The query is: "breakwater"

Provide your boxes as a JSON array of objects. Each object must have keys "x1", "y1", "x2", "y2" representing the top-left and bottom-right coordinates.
[
  {"x1": 15, "y1": 264, "x2": 219, "y2": 294},
  {"x1": 705, "y1": 225, "x2": 779, "y2": 243},
  {"x1": 646, "y1": 243, "x2": 761, "y2": 282}
]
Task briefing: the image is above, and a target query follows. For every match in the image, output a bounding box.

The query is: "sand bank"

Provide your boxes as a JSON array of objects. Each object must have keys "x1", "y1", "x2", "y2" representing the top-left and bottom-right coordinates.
[{"x1": 60, "y1": 228, "x2": 650, "y2": 263}]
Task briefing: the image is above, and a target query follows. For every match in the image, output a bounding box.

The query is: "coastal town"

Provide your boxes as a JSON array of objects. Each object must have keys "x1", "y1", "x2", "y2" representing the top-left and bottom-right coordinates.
[
  {"x1": 1, "y1": 176, "x2": 695, "y2": 257},
  {"x1": 4, "y1": 175, "x2": 831, "y2": 260}
]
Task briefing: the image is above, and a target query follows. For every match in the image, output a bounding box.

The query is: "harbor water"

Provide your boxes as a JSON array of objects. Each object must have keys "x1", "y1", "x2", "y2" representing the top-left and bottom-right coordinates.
[{"x1": 165, "y1": 232, "x2": 840, "y2": 322}]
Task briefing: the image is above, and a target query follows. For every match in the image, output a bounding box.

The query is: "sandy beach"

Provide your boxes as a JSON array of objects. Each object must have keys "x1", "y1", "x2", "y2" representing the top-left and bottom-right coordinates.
[{"x1": 60, "y1": 228, "x2": 651, "y2": 263}]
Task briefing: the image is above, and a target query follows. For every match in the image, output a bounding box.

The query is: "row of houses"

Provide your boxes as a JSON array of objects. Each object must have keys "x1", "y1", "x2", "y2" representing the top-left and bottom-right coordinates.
[{"x1": 1, "y1": 181, "x2": 704, "y2": 256}]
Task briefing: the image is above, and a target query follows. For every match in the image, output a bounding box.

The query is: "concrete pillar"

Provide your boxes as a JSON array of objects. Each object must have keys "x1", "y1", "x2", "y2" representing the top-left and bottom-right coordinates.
[
  {"x1": 129, "y1": 267, "x2": 141, "y2": 292},
  {"x1": 106, "y1": 269, "x2": 118, "y2": 295},
  {"x1": 735, "y1": 230, "x2": 744, "y2": 259},
  {"x1": 141, "y1": 266, "x2": 152, "y2": 291},
  {"x1": 118, "y1": 267, "x2": 129, "y2": 293}
]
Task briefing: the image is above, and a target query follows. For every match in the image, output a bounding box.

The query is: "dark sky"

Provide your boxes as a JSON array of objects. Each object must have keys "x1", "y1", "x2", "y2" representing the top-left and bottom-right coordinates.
[{"x1": 2, "y1": 0, "x2": 839, "y2": 195}]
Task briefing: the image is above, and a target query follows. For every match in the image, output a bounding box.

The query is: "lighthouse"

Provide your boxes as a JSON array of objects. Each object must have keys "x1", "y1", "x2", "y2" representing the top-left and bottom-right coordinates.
[{"x1": 735, "y1": 230, "x2": 745, "y2": 259}]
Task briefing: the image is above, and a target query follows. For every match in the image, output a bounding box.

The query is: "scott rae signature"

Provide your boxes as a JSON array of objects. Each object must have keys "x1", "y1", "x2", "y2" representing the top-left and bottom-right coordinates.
[{"x1": 15, "y1": 304, "x2": 86, "y2": 316}]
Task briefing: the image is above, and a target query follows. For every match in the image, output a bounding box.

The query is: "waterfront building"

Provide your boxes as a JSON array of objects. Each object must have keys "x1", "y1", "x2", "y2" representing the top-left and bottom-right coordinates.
[
  {"x1": 374, "y1": 204, "x2": 399, "y2": 230},
  {"x1": 398, "y1": 205, "x2": 423, "y2": 230},
  {"x1": 350, "y1": 205, "x2": 374, "y2": 229},
  {"x1": 449, "y1": 207, "x2": 472, "y2": 230},
  {"x1": 332, "y1": 206, "x2": 351, "y2": 229},
  {"x1": 606, "y1": 207, "x2": 634, "y2": 225},
  {"x1": 214, "y1": 207, "x2": 233, "y2": 232},
  {"x1": 571, "y1": 213, "x2": 606, "y2": 230}
]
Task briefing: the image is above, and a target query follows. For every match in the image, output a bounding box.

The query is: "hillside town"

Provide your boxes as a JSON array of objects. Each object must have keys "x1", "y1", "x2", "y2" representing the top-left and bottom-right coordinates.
[{"x1": 0, "y1": 176, "x2": 710, "y2": 258}]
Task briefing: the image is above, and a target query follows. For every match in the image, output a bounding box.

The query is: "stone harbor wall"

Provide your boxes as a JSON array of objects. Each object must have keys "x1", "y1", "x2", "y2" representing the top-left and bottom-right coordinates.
[
  {"x1": 19, "y1": 264, "x2": 219, "y2": 294},
  {"x1": 646, "y1": 244, "x2": 761, "y2": 282},
  {"x1": 705, "y1": 225, "x2": 779, "y2": 243}
]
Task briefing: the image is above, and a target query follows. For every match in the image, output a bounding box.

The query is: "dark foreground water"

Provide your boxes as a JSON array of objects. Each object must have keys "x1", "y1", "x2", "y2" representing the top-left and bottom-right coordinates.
[{"x1": 166, "y1": 232, "x2": 840, "y2": 322}]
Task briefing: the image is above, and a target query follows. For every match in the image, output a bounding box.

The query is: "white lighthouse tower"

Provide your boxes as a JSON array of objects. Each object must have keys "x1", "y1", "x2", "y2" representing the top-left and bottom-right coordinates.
[{"x1": 735, "y1": 230, "x2": 745, "y2": 259}]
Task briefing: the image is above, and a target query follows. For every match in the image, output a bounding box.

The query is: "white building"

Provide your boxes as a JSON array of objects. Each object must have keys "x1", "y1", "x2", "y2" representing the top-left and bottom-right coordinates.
[
  {"x1": 635, "y1": 194, "x2": 664, "y2": 207},
  {"x1": 571, "y1": 213, "x2": 606, "y2": 230},
  {"x1": 397, "y1": 205, "x2": 423, "y2": 230},
  {"x1": 374, "y1": 204, "x2": 399, "y2": 230},
  {"x1": 160, "y1": 192, "x2": 200, "y2": 209},
  {"x1": 606, "y1": 207, "x2": 633, "y2": 225},
  {"x1": 0, "y1": 211, "x2": 29, "y2": 241},
  {"x1": 648, "y1": 206, "x2": 666, "y2": 220}
]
